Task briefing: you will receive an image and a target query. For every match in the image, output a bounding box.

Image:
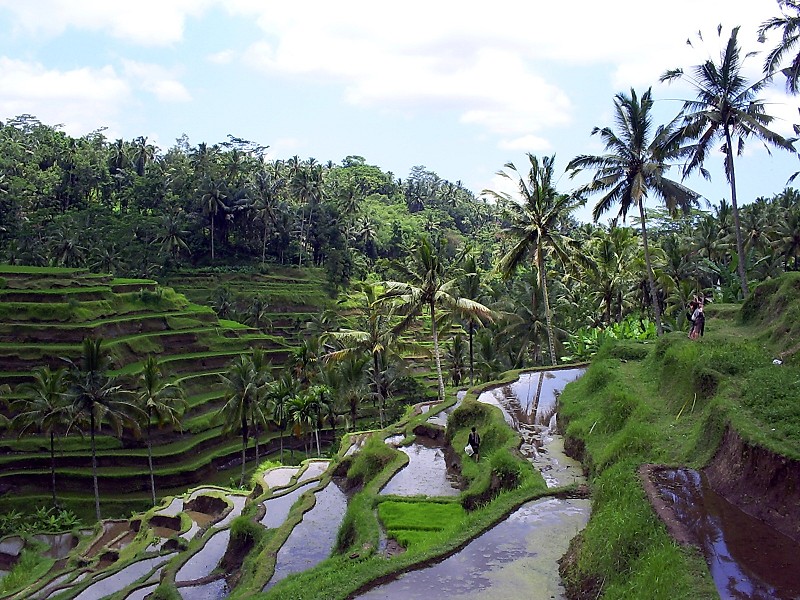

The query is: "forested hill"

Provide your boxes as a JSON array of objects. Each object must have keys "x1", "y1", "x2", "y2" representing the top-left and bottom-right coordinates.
[
  {"x1": 0, "y1": 115, "x2": 500, "y2": 291},
  {"x1": 2, "y1": 113, "x2": 800, "y2": 365}
]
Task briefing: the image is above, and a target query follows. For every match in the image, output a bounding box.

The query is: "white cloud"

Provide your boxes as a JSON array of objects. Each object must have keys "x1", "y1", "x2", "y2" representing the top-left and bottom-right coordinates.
[
  {"x1": 0, "y1": 0, "x2": 214, "y2": 45},
  {"x1": 121, "y1": 60, "x2": 191, "y2": 103},
  {"x1": 0, "y1": 57, "x2": 129, "y2": 134},
  {"x1": 227, "y1": 1, "x2": 781, "y2": 154},
  {"x1": 499, "y1": 135, "x2": 552, "y2": 152},
  {"x1": 207, "y1": 50, "x2": 236, "y2": 65}
]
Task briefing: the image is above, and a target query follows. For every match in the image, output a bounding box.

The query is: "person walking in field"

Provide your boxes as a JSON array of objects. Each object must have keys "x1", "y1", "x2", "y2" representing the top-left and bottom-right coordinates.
[
  {"x1": 468, "y1": 426, "x2": 481, "y2": 461},
  {"x1": 690, "y1": 300, "x2": 705, "y2": 340}
]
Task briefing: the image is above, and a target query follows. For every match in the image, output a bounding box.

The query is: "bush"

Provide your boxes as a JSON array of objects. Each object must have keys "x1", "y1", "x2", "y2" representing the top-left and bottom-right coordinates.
[
  {"x1": 489, "y1": 448, "x2": 521, "y2": 489},
  {"x1": 345, "y1": 437, "x2": 397, "y2": 489}
]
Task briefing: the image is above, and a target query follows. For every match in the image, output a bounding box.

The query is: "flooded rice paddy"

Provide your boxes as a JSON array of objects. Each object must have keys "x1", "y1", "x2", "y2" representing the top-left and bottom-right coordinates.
[
  {"x1": 176, "y1": 529, "x2": 230, "y2": 583},
  {"x1": 358, "y1": 497, "x2": 590, "y2": 599},
  {"x1": 262, "y1": 479, "x2": 349, "y2": 591},
  {"x1": 72, "y1": 554, "x2": 172, "y2": 600},
  {"x1": 652, "y1": 467, "x2": 800, "y2": 599},
  {"x1": 380, "y1": 436, "x2": 460, "y2": 497},
  {"x1": 260, "y1": 481, "x2": 317, "y2": 529}
]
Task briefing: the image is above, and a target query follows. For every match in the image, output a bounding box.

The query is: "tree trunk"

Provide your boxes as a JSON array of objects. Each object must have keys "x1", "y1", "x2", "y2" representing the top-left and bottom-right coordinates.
[
  {"x1": 469, "y1": 320, "x2": 475, "y2": 387},
  {"x1": 532, "y1": 371, "x2": 545, "y2": 419},
  {"x1": 726, "y1": 128, "x2": 749, "y2": 298},
  {"x1": 240, "y1": 417, "x2": 248, "y2": 488},
  {"x1": 147, "y1": 417, "x2": 156, "y2": 506},
  {"x1": 279, "y1": 429, "x2": 284, "y2": 463},
  {"x1": 373, "y1": 353, "x2": 384, "y2": 428},
  {"x1": 639, "y1": 201, "x2": 664, "y2": 335},
  {"x1": 538, "y1": 248, "x2": 557, "y2": 365},
  {"x1": 211, "y1": 211, "x2": 216, "y2": 262},
  {"x1": 50, "y1": 432, "x2": 57, "y2": 507},
  {"x1": 91, "y1": 413, "x2": 101, "y2": 522},
  {"x1": 431, "y1": 301, "x2": 446, "y2": 402},
  {"x1": 314, "y1": 425, "x2": 321, "y2": 458},
  {"x1": 262, "y1": 219, "x2": 269, "y2": 264}
]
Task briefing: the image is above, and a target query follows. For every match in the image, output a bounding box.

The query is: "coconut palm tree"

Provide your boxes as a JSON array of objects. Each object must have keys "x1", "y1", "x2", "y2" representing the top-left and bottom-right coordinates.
[
  {"x1": 269, "y1": 370, "x2": 298, "y2": 462},
  {"x1": 661, "y1": 27, "x2": 796, "y2": 297},
  {"x1": 322, "y1": 282, "x2": 401, "y2": 427},
  {"x1": 11, "y1": 367, "x2": 71, "y2": 507},
  {"x1": 485, "y1": 154, "x2": 586, "y2": 363},
  {"x1": 248, "y1": 349, "x2": 273, "y2": 468},
  {"x1": 218, "y1": 354, "x2": 260, "y2": 487},
  {"x1": 760, "y1": 1, "x2": 800, "y2": 93},
  {"x1": 380, "y1": 237, "x2": 494, "y2": 402},
  {"x1": 135, "y1": 355, "x2": 186, "y2": 506},
  {"x1": 65, "y1": 338, "x2": 140, "y2": 521},
  {"x1": 567, "y1": 88, "x2": 699, "y2": 334}
]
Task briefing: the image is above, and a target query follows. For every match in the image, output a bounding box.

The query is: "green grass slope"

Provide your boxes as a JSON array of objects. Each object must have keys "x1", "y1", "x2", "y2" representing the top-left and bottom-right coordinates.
[{"x1": 557, "y1": 273, "x2": 800, "y2": 599}]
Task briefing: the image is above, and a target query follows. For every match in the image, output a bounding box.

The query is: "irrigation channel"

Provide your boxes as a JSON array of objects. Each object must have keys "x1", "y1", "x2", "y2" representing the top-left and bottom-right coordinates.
[
  {"x1": 649, "y1": 467, "x2": 800, "y2": 599},
  {"x1": 356, "y1": 367, "x2": 590, "y2": 599}
]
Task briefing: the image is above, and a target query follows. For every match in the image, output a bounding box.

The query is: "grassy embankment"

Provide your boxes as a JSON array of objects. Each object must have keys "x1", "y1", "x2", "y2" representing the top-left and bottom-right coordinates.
[{"x1": 558, "y1": 272, "x2": 800, "y2": 599}]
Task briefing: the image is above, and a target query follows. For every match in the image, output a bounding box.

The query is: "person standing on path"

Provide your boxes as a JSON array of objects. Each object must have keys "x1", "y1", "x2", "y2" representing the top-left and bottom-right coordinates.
[
  {"x1": 690, "y1": 301, "x2": 705, "y2": 340},
  {"x1": 468, "y1": 426, "x2": 481, "y2": 461}
]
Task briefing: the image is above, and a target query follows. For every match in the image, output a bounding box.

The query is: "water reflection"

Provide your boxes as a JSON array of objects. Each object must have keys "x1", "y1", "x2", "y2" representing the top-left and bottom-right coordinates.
[
  {"x1": 357, "y1": 497, "x2": 590, "y2": 599},
  {"x1": 380, "y1": 437, "x2": 460, "y2": 497},
  {"x1": 176, "y1": 529, "x2": 230, "y2": 583},
  {"x1": 263, "y1": 479, "x2": 349, "y2": 591},
  {"x1": 652, "y1": 468, "x2": 800, "y2": 600},
  {"x1": 477, "y1": 368, "x2": 586, "y2": 488}
]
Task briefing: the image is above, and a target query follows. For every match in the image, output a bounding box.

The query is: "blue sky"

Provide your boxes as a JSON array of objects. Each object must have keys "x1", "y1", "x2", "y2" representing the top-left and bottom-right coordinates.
[{"x1": 0, "y1": 0, "x2": 798, "y2": 223}]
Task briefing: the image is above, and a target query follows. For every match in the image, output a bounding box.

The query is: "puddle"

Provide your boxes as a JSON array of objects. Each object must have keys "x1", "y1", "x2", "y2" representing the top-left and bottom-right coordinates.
[
  {"x1": 263, "y1": 479, "x2": 349, "y2": 591},
  {"x1": 262, "y1": 467, "x2": 300, "y2": 489},
  {"x1": 427, "y1": 392, "x2": 465, "y2": 427},
  {"x1": 125, "y1": 583, "x2": 157, "y2": 600},
  {"x1": 477, "y1": 368, "x2": 586, "y2": 488},
  {"x1": 296, "y1": 460, "x2": 329, "y2": 484},
  {"x1": 260, "y1": 481, "x2": 317, "y2": 529},
  {"x1": 176, "y1": 529, "x2": 231, "y2": 583},
  {"x1": 383, "y1": 435, "x2": 405, "y2": 446},
  {"x1": 72, "y1": 555, "x2": 172, "y2": 600},
  {"x1": 380, "y1": 436, "x2": 460, "y2": 497},
  {"x1": 33, "y1": 533, "x2": 78, "y2": 559},
  {"x1": 216, "y1": 495, "x2": 247, "y2": 528},
  {"x1": 156, "y1": 497, "x2": 185, "y2": 517},
  {"x1": 357, "y1": 497, "x2": 591, "y2": 599},
  {"x1": 652, "y1": 467, "x2": 800, "y2": 600},
  {"x1": 344, "y1": 433, "x2": 371, "y2": 457},
  {"x1": 179, "y1": 577, "x2": 230, "y2": 599}
]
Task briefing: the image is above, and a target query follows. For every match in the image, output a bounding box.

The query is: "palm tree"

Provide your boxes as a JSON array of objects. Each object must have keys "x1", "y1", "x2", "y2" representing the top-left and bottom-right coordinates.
[
  {"x1": 11, "y1": 367, "x2": 71, "y2": 507},
  {"x1": 248, "y1": 349, "x2": 272, "y2": 468},
  {"x1": 136, "y1": 356, "x2": 186, "y2": 506},
  {"x1": 485, "y1": 154, "x2": 586, "y2": 363},
  {"x1": 65, "y1": 338, "x2": 140, "y2": 521},
  {"x1": 269, "y1": 370, "x2": 298, "y2": 461},
  {"x1": 760, "y1": 1, "x2": 800, "y2": 93},
  {"x1": 661, "y1": 27, "x2": 796, "y2": 297},
  {"x1": 458, "y1": 255, "x2": 489, "y2": 385},
  {"x1": 567, "y1": 88, "x2": 699, "y2": 334},
  {"x1": 202, "y1": 178, "x2": 229, "y2": 262},
  {"x1": 322, "y1": 282, "x2": 400, "y2": 428},
  {"x1": 381, "y1": 237, "x2": 494, "y2": 402},
  {"x1": 218, "y1": 354, "x2": 260, "y2": 487}
]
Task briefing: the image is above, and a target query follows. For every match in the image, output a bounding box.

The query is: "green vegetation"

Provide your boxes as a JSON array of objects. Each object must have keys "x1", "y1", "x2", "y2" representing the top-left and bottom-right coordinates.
[{"x1": 558, "y1": 274, "x2": 800, "y2": 597}]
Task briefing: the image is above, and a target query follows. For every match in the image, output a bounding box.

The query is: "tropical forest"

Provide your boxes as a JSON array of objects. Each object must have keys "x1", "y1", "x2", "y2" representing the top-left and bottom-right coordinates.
[{"x1": 0, "y1": 10, "x2": 799, "y2": 600}]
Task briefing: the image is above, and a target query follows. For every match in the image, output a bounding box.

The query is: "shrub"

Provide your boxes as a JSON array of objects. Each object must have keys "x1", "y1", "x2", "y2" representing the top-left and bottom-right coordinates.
[
  {"x1": 489, "y1": 448, "x2": 521, "y2": 489},
  {"x1": 345, "y1": 437, "x2": 397, "y2": 489}
]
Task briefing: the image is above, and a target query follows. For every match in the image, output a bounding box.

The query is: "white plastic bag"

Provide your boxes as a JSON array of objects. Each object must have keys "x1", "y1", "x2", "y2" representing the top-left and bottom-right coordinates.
[{"x1": 464, "y1": 444, "x2": 474, "y2": 457}]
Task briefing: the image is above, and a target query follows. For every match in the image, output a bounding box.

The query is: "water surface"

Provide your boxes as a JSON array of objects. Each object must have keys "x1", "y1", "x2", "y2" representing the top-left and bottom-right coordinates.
[
  {"x1": 652, "y1": 467, "x2": 800, "y2": 600},
  {"x1": 380, "y1": 436, "x2": 460, "y2": 497},
  {"x1": 358, "y1": 497, "x2": 590, "y2": 599}
]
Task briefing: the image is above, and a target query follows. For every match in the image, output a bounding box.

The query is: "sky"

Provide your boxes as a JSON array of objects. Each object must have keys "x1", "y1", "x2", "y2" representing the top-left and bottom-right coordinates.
[{"x1": 0, "y1": 0, "x2": 798, "y2": 223}]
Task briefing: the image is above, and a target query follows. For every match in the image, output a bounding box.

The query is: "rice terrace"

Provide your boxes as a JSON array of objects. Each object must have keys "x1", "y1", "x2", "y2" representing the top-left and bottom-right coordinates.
[{"x1": 2, "y1": 3, "x2": 800, "y2": 598}]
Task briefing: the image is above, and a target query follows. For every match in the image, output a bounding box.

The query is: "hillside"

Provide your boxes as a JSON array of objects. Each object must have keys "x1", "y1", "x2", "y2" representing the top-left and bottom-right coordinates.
[
  {"x1": 557, "y1": 272, "x2": 800, "y2": 598},
  {"x1": 0, "y1": 265, "x2": 330, "y2": 519}
]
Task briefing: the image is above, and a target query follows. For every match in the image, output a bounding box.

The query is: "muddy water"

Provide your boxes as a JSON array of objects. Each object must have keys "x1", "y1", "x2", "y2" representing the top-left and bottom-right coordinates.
[
  {"x1": 262, "y1": 479, "x2": 349, "y2": 591},
  {"x1": 380, "y1": 436, "x2": 460, "y2": 497},
  {"x1": 72, "y1": 554, "x2": 172, "y2": 600},
  {"x1": 260, "y1": 481, "x2": 317, "y2": 529},
  {"x1": 652, "y1": 468, "x2": 800, "y2": 600},
  {"x1": 477, "y1": 368, "x2": 586, "y2": 488},
  {"x1": 296, "y1": 460, "x2": 329, "y2": 483},
  {"x1": 179, "y1": 577, "x2": 230, "y2": 599},
  {"x1": 358, "y1": 497, "x2": 590, "y2": 599},
  {"x1": 125, "y1": 583, "x2": 157, "y2": 600},
  {"x1": 175, "y1": 529, "x2": 231, "y2": 583}
]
